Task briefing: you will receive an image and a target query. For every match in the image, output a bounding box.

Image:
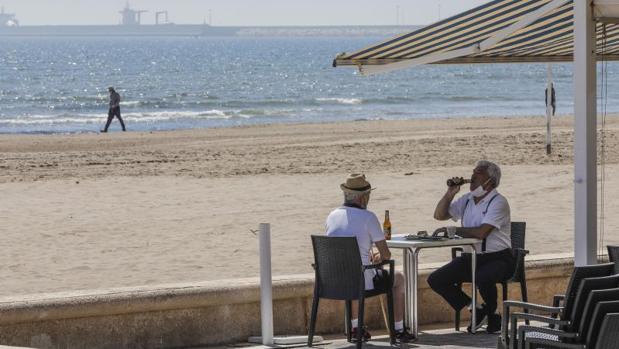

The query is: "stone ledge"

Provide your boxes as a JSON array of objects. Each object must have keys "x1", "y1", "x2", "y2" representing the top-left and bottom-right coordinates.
[{"x1": 0, "y1": 254, "x2": 580, "y2": 348}]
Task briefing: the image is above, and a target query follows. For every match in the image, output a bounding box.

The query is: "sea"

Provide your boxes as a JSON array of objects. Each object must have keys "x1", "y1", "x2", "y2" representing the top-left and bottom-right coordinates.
[{"x1": 1, "y1": 36, "x2": 618, "y2": 134}]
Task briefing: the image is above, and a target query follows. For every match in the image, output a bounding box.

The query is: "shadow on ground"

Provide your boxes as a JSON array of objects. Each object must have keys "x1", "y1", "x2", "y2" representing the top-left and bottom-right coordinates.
[{"x1": 224, "y1": 328, "x2": 499, "y2": 349}]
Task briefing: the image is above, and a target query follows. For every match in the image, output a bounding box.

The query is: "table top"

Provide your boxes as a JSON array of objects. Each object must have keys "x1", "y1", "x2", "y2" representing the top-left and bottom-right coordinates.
[{"x1": 386, "y1": 234, "x2": 480, "y2": 249}]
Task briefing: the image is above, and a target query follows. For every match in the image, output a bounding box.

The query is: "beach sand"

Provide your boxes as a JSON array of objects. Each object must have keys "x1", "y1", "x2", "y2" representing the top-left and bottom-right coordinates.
[{"x1": 1, "y1": 115, "x2": 619, "y2": 297}]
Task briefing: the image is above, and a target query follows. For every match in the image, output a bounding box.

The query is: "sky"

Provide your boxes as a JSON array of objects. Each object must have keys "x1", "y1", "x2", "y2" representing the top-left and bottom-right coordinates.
[{"x1": 1, "y1": 0, "x2": 490, "y2": 26}]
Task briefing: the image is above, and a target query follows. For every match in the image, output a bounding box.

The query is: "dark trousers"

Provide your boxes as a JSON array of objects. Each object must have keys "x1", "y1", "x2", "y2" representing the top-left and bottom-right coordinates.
[
  {"x1": 104, "y1": 106, "x2": 126, "y2": 131},
  {"x1": 427, "y1": 248, "x2": 514, "y2": 314}
]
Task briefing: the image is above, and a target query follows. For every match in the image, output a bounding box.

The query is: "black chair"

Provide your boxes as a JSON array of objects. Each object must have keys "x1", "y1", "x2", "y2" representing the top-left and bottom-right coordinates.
[
  {"x1": 607, "y1": 245, "x2": 619, "y2": 273},
  {"x1": 522, "y1": 300, "x2": 619, "y2": 349},
  {"x1": 307, "y1": 235, "x2": 396, "y2": 348},
  {"x1": 453, "y1": 221, "x2": 529, "y2": 331},
  {"x1": 514, "y1": 274, "x2": 619, "y2": 348},
  {"x1": 499, "y1": 263, "x2": 616, "y2": 349},
  {"x1": 592, "y1": 312, "x2": 619, "y2": 349}
]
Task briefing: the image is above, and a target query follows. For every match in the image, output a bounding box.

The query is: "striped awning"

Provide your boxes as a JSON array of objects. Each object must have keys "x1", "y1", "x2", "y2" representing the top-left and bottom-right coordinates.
[{"x1": 334, "y1": 0, "x2": 619, "y2": 75}]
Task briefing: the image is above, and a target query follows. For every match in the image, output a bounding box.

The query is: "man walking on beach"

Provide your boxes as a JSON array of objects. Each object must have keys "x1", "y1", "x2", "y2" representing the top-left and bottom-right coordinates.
[
  {"x1": 101, "y1": 87, "x2": 126, "y2": 133},
  {"x1": 325, "y1": 173, "x2": 414, "y2": 343},
  {"x1": 428, "y1": 160, "x2": 513, "y2": 334}
]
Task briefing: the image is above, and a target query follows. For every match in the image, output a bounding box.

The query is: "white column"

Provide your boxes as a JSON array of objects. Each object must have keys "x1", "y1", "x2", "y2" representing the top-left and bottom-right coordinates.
[
  {"x1": 574, "y1": 0, "x2": 597, "y2": 266},
  {"x1": 259, "y1": 223, "x2": 274, "y2": 345}
]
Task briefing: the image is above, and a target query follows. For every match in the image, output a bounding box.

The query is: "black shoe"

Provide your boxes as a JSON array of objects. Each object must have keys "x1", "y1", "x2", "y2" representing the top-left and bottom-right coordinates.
[
  {"x1": 100, "y1": 129, "x2": 107, "y2": 133},
  {"x1": 467, "y1": 304, "x2": 488, "y2": 333},
  {"x1": 486, "y1": 313, "x2": 501, "y2": 334},
  {"x1": 394, "y1": 329, "x2": 416, "y2": 343},
  {"x1": 350, "y1": 327, "x2": 371, "y2": 342}
]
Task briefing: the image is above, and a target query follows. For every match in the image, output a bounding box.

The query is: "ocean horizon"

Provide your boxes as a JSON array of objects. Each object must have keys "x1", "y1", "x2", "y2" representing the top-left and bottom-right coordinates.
[{"x1": 1, "y1": 35, "x2": 618, "y2": 134}]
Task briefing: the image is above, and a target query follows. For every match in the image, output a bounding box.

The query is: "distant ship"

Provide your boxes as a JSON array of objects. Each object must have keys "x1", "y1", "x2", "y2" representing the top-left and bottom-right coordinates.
[
  {"x1": 0, "y1": 6, "x2": 19, "y2": 27},
  {"x1": 0, "y1": 3, "x2": 239, "y2": 37},
  {"x1": 0, "y1": 3, "x2": 417, "y2": 37}
]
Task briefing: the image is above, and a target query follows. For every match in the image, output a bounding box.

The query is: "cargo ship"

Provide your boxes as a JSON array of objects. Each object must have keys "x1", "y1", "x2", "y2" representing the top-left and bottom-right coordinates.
[{"x1": 0, "y1": 3, "x2": 418, "y2": 37}]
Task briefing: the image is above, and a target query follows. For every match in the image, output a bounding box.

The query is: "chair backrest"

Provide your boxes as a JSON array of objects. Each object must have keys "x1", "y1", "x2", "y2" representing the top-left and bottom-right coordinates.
[
  {"x1": 562, "y1": 263, "x2": 615, "y2": 320},
  {"x1": 508, "y1": 221, "x2": 526, "y2": 282},
  {"x1": 569, "y1": 274, "x2": 619, "y2": 332},
  {"x1": 510, "y1": 221, "x2": 526, "y2": 250},
  {"x1": 594, "y1": 313, "x2": 619, "y2": 349},
  {"x1": 311, "y1": 235, "x2": 364, "y2": 300},
  {"x1": 607, "y1": 245, "x2": 619, "y2": 274},
  {"x1": 587, "y1": 301, "x2": 619, "y2": 349},
  {"x1": 579, "y1": 288, "x2": 619, "y2": 339}
]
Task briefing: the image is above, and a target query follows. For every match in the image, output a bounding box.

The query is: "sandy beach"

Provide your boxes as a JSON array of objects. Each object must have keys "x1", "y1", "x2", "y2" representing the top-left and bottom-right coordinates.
[{"x1": 1, "y1": 115, "x2": 619, "y2": 297}]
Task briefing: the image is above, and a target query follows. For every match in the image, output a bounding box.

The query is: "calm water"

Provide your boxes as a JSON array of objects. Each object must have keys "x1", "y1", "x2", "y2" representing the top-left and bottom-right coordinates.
[{"x1": 1, "y1": 36, "x2": 618, "y2": 134}]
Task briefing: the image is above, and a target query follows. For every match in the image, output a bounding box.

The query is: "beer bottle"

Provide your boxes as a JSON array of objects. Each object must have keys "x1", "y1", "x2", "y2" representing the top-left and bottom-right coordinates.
[
  {"x1": 383, "y1": 210, "x2": 392, "y2": 240},
  {"x1": 447, "y1": 177, "x2": 472, "y2": 187}
]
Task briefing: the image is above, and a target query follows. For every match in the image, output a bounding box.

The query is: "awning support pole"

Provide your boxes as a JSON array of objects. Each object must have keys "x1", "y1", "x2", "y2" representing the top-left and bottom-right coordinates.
[{"x1": 574, "y1": 0, "x2": 597, "y2": 266}]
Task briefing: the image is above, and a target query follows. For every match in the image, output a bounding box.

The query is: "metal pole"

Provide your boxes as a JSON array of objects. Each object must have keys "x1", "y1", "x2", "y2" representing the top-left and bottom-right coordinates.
[
  {"x1": 412, "y1": 249, "x2": 420, "y2": 338},
  {"x1": 574, "y1": 0, "x2": 597, "y2": 266},
  {"x1": 546, "y1": 63, "x2": 553, "y2": 155},
  {"x1": 470, "y1": 247, "x2": 476, "y2": 334},
  {"x1": 259, "y1": 223, "x2": 274, "y2": 345},
  {"x1": 403, "y1": 249, "x2": 412, "y2": 330}
]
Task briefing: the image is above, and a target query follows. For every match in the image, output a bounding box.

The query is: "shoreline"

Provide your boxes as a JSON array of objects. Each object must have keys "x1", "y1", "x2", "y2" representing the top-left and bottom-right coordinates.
[
  {"x1": 0, "y1": 112, "x2": 589, "y2": 137},
  {"x1": 2, "y1": 113, "x2": 618, "y2": 184}
]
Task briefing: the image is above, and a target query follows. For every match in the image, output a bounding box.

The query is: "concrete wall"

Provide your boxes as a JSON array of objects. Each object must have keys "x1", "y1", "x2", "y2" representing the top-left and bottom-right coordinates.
[{"x1": 0, "y1": 255, "x2": 575, "y2": 349}]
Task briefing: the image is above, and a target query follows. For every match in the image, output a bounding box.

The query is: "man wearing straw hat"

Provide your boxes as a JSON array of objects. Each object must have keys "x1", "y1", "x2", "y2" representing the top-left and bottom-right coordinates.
[{"x1": 325, "y1": 173, "x2": 413, "y2": 343}]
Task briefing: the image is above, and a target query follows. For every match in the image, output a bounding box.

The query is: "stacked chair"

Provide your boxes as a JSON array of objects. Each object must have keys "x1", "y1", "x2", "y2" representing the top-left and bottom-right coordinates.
[
  {"x1": 607, "y1": 245, "x2": 619, "y2": 272},
  {"x1": 499, "y1": 258, "x2": 619, "y2": 349}
]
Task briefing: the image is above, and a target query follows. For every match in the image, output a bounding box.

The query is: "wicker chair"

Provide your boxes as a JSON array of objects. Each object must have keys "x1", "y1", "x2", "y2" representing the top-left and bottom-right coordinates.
[
  {"x1": 592, "y1": 313, "x2": 619, "y2": 349},
  {"x1": 499, "y1": 263, "x2": 616, "y2": 349},
  {"x1": 522, "y1": 301, "x2": 619, "y2": 349},
  {"x1": 453, "y1": 221, "x2": 529, "y2": 331},
  {"x1": 607, "y1": 245, "x2": 619, "y2": 273},
  {"x1": 308, "y1": 235, "x2": 396, "y2": 348},
  {"x1": 516, "y1": 275, "x2": 619, "y2": 347}
]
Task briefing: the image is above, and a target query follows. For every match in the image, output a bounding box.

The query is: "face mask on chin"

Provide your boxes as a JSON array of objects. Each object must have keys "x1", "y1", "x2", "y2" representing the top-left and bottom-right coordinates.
[{"x1": 471, "y1": 179, "x2": 491, "y2": 198}]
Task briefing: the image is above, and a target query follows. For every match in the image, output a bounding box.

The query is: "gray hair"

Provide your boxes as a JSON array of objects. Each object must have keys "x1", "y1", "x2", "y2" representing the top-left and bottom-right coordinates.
[
  {"x1": 343, "y1": 190, "x2": 369, "y2": 205},
  {"x1": 476, "y1": 160, "x2": 501, "y2": 188}
]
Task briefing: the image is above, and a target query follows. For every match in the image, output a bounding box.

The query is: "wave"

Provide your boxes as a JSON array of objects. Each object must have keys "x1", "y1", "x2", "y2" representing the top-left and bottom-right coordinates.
[
  {"x1": 315, "y1": 97, "x2": 362, "y2": 105},
  {"x1": 0, "y1": 108, "x2": 295, "y2": 126},
  {"x1": 121, "y1": 100, "x2": 141, "y2": 107}
]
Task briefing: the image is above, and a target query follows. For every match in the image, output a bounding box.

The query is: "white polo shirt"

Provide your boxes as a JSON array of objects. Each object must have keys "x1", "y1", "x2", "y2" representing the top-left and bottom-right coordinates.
[
  {"x1": 325, "y1": 206, "x2": 385, "y2": 290},
  {"x1": 448, "y1": 189, "x2": 511, "y2": 254}
]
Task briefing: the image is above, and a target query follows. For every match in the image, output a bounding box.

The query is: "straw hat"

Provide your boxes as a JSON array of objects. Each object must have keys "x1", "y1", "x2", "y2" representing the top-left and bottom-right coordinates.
[{"x1": 340, "y1": 173, "x2": 375, "y2": 193}]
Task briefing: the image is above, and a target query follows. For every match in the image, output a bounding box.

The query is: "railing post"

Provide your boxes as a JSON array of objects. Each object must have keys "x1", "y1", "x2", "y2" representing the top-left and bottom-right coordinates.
[{"x1": 259, "y1": 223, "x2": 274, "y2": 345}]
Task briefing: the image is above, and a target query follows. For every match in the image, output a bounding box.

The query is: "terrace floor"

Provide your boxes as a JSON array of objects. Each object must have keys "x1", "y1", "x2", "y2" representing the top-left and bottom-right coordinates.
[{"x1": 222, "y1": 326, "x2": 500, "y2": 349}]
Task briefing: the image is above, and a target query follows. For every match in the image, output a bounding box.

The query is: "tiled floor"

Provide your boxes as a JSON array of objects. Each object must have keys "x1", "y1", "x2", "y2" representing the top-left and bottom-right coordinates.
[
  {"x1": 225, "y1": 328, "x2": 499, "y2": 349},
  {"x1": 317, "y1": 329, "x2": 498, "y2": 349}
]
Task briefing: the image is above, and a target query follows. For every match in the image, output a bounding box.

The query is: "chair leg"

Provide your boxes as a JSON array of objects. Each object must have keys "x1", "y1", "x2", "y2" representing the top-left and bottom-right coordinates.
[
  {"x1": 345, "y1": 300, "x2": 352, "y2": 343},
  {"x1": 357, "y1": 296, "x2": 365, "y2": 349},
  {"x1": 455, "y1": 282, "x2": 462, "y2": 331},
  {"x1": 386, "y1": 292, "x2": 396, "y2": 344},
  {"x1": 520, "y1": 278, "x2": 529, "y2": 325},
  {"x1": 308, "y1": 291, "x2": 320, "y2": 347},
  {"x1": 502, "y1": 282, "x2": 508, "y2": 303}
]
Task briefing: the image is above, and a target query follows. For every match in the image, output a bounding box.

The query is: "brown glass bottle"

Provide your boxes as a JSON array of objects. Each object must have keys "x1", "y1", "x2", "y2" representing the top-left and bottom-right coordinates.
[
  {"x1": 447, "y1": 177, "x2": 472, "y2": 187},
  {"x1": 383, "y1": 210, "x2": 391, "y2": 240}
]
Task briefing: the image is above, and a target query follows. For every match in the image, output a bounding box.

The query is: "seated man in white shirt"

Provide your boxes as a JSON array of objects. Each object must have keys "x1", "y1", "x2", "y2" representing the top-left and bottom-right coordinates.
[
  {"x1": 325, "y1": 173, "x2": 413, "y2": 343},
  {"x1": 428, "y1": 161, "x2": 514, "y2": 334}
]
